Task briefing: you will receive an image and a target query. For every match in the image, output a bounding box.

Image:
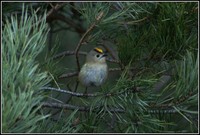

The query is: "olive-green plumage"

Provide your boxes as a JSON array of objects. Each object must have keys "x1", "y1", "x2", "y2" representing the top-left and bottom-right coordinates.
[{"x1": 78, "y1": 48, "x2": 108, "y2": 87}]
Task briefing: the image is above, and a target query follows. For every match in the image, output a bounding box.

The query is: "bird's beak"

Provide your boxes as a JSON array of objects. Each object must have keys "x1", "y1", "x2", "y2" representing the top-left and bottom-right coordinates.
[{"x1": 102, "y1": 53, "x2": 107, "y2": 57}]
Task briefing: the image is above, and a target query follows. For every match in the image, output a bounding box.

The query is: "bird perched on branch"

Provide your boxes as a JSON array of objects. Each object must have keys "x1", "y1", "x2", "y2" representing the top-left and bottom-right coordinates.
[{"x1": 78, "y1": 47, "x2": 108, "y2": 87}]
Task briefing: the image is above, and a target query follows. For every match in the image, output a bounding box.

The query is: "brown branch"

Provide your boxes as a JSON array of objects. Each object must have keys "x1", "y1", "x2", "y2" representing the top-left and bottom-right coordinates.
[
  {"x1": 66, "y1": 81, "x2": 79, "y2": 103},
  {"x1": 45, "y1": 3, "x2": 85, "y2": 34},
  {"x1": 41, "y1": 102, "x2": 125, "y2": 113},
  {"x1": 172, "y1": 91, "x2": 196, "y2": 105},
  {"x1": 26, "y1": 3, "x2": 66, "y2": 31},
  {"x1": 147, "y1": 109, "x2": 178, "y2": 114},
  {"x1": 74, "y1": 11, "x2": 104, "y2": 71},
  {"x1": 41, "y1": 102, "x2": 179, "y2": 115},
  {"x1": 41, "y1": 86, "x2": 142, "y2": 98},
  {"x1": 51, "y1": 82, "x2": 80, "y2": 116},
  {"x1": 41, "y1": 87, "x2": 99, "y2": 97},
  {"x1": 59, "y1": 72, "x2": 78, "y2": 78},
  {"x1": 46, "y1": 3, "x2": 66, "y2": 20},
  {"x1": 108, "y1": 67, "x2": 133, "y2": 72}
]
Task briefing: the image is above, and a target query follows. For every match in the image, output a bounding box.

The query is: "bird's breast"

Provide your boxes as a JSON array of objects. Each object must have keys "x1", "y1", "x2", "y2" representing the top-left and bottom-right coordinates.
[{"x1": 78, "y1": 63, "x2": 108, "y2": 87}]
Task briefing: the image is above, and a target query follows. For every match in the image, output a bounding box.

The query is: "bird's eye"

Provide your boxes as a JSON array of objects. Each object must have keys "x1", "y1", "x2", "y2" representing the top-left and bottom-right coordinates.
[{"x1": 96, "y1": 54, "x2": 100, "y2": 58}]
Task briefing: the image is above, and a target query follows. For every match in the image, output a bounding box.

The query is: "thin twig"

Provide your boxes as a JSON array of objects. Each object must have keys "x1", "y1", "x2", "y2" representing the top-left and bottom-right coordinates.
[
  {"x1": 41, "y1": 86, "x2": 95, "y2": 97},
  {"x1": 59, "y1": 72, "x2": 78, "y2": 78},
  {"x1": 172, "y1": 91, "x2": 196, "y2": 105},
  {"x1": 74, "y1": 11, "x2": 104, "y2": 71},
  {"x1": 51, "y1": 82, "x2": 80, "y2": 116},
  {"x1": 147, "y1": 109, "x2": 178, "y2": 114},
  {"x1": 45, "y1": 3, "x2": 85, "y2": 34},
  {"x1": 25, "y1": 3, "x2": 66, "y2": 31},
  {"x1": 41, "y1": 87, "x2": 98, "y2": 97},
  {"x1": 66, "y1": 81, "x2": 79, "y2": 103},
  {"x1": 41, "y1": 102, "x2": 179, "y2": 114},
  {"x1": 40, "y1": 86, "x2": 142, "y2": 98},
  {"x1": 46, "y1": 3, "x2": 66, "y2": 19},
  {"x1": 41, "y1": 102, "x2": 125, "y2": 113}
]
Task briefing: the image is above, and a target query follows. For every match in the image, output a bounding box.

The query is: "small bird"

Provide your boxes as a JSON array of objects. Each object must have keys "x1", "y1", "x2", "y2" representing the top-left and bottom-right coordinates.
[{"x1": 78, "y1": 47, "x2": 108, "y2": 87}]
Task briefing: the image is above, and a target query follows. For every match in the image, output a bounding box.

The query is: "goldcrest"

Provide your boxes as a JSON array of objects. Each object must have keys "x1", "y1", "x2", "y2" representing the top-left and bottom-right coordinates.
[{"x1": 78, "y1": 47, "x2": 108, "y2": 87}]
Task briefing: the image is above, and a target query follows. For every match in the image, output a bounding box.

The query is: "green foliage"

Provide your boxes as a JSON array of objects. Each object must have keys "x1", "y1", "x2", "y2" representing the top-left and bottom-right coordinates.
[
  {"x1": 116, "y1": 2, "x2": 197, "y2": 65},
  {"x1": 175, "y1": 51, "x2": 198, "y2": 97},
  {"x1": 2, "y1": 5, "x2": 50, "y2": 133},
  {"x1": 69, "y1": 2, "x2": 198, "y2": 133},
  {"x1": 117, "y1": 32, "x2": 146, "y2": 65},
  {"x1": 154, "y1": 51, "x2": 198, "y2": 132},
  {"x1": 35, "y1": 110, "x2": 81, "y2": 133},
  {"x1": 77, "y1": 2, "x2": 110, "y2": 26},
  {"x1": 2, "y1": 2, "x2": 198, "y2": 133},
  {"x1": 172, "y1": 51, "x2": 198, "y2": 131},
  {"x1": 149, "y1": 3, "x2": 198, "y2": 59},
  {"x1": 113, "y1": 68, "x2": 167, "y2": 132}
]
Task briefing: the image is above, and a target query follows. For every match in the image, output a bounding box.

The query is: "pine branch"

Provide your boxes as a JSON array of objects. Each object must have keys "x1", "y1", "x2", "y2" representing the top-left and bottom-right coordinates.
[
  {"x1": 149, "y1": 91, "x2": 197, "y2": 108},
  {"x1": 148, "y1": 109, "x2": 178, "y2": 114},
  {"x1": 46, "y1": 3, "x2": 66, "y2": 20},
  {"x1": 172, "y1": 91, "x2": 197, "y2": 105},
  {"x1": 59, "y1": 72, "x2": 78, "y2": 78},
  {"x1": 41, "y1": 102, "x2": 125, "y2": 113},
  {"x1": 41, "y1": 102, "x2": 179, "y2": 115},
  {"x1": 2, "y1": 4, "x2": 50, "y2": 133},
  {"x1": 74, "y1": 11, "x2": 104, "y2": 71},
  {"x1": 40, "y1": 86, "x2": 142, "y2": 97}
]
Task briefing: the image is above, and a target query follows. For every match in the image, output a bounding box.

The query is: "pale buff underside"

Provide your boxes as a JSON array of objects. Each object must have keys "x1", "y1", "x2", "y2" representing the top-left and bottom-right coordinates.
[{"x1": 78, "y1": 63, "x2": 108, "y2": 87}]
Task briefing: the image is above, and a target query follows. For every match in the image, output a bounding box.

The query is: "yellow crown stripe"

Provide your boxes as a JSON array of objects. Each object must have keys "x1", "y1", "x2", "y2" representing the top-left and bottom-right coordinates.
[{"x1": 94, "y1": 48, "x2": 103, "y2": 53}]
